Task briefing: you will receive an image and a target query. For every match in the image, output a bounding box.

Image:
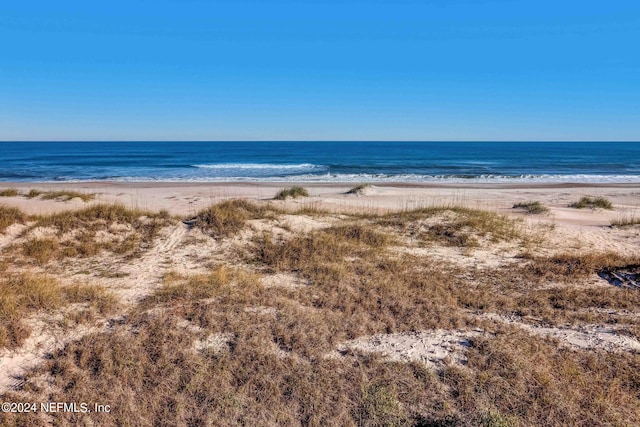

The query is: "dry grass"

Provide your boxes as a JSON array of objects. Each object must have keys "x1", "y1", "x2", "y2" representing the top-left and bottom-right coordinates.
[
  {"x1": 0, "y1": 205, "x2": 26, "y2": 232},
  {"x1": 39, "y1": 190, "x2": 96, "y2": 202},
  {"x1": 376, "y1": 206, "x2": 523, "y2": 247},
  {"x1": 611, "y1": 212, "x2": 640, "y2": 227},
  {"x1": 18, "y1": 204, "x2": 174, "y2": 262},
  {"x1": 192, "y1": 199, "x2": 271, "y2": 238},
  {"x1": 346, "y1": 183, "x2": 371, "y2": 195},
  {"x1": 23, "y1": 189, "x2": 95, "y2": 202},
  {"x1": 0, "y1": 188, "x2": 19, "y2": 197},
  {"x1": 0, "y1": 274, "x2": 116, "y2": 349},
  {"x1": 512, "y1": 200, "x2": 549, "y2": 214},
  {"x1": 274, "y1": 186, "x2": 309, "y2": 200},
  {"x1": 570, "y1": 196, "x2": 613, "y2": 210},
  {"x1": 2, "y1": 202, "x2": 640, "y2": 426},
  {"x1": 25, "y1": 189, "x2": 42, "y2": 199}
]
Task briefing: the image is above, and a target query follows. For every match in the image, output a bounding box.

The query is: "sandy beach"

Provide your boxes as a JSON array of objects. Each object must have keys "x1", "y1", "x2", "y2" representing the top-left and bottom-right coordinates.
[{"x1": 1, "y1": 181, "x2": 640, "y2": 425}]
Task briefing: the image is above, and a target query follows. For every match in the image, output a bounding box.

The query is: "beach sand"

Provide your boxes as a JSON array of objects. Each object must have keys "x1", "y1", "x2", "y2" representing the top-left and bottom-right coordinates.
[{"x1": 1, "y1": 181, "x2": 639, "y2": 424}]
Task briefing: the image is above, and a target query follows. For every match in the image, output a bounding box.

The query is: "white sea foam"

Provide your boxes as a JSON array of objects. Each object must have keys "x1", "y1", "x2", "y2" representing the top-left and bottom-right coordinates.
[
  {"x1": 192, "y1": 163, "x2": 323, "y2": 170},
  {"x1": 95, "y1": 173, "x2": 640, "y2": 184}
]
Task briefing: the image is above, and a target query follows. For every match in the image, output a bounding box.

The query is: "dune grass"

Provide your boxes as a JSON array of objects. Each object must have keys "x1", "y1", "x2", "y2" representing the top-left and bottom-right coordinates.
[
  {"x1": 40, "y1": 190, "x2": 96, "y2": 202},
  {"x1": 274, "y1": 186, "x2": 309, "y2": 200},
  {"x1": 513, "y1": 200, "x2": 549, "y2": 214},
  {"x1": 375, "y1": 206, "x2": 523, "y2": 247},
  {"x1": 192, "y1": 199, "x2": 271, "y2": 238},
  {"x1": 0, "y1": 274, "x2": 116, "y2": 348},
  {"x1": 611, "y1": 212, "x2": 640, "y2": 227},
  {"x1": 346, "y1": 183, "x2": 371, "y2": 195},
  {"x1": 569, "y1": 196, "x2": 613, "y2": 210},
  {"x1": 0, "y1": 188, "x2": 19, "y2": 197},
  {"x1": 25, "y1": 189, "x2": 96, "y2": 202},
  {"x1": 19, "y1": 204, "x2": 173, "y2": 262},
  {"x1": 3, "y1": 201, "x2": 640, "y2": 426},
  {"x1": 0, "y1": 205, "x2": 26, "y2": 232}
]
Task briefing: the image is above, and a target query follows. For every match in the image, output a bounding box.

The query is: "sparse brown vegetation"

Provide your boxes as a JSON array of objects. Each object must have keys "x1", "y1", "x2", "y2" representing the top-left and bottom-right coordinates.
[
  {"x1": 0, "y1": 274, "x2": 116, "y2": 349},
  {"x1": 192, "y1": 199, "x2": 270, "y2": 237},
  {"x1": 513, "y1": 200, "x2": 549, "y2": 214},
  {"x1": 274, "y1": 186, "x2": 309, "y2": 200},
  {"x1": 39, "y1": 190, "x2": 96, "y2": 202},
  {"x1": 2, "y1": 199, "x2": 640, "y2": 426},
  {"x1": 19, "y1": 204, "x2": 174, "y2": 262},
  {"x1": 0, "y1": 188, "x2": 19, "y2": 197},
  {"x1": 26, "y1": 189, "x2": 42, "y2": 198},
  {"x1": 376, "y1": 206, "x2": 522, "y2": 247},
  {"x1": 611, "y1": 212, "x2": 640, "y2": 227},
  {"x1": 346, "y1": 183, "x2": 371, "y2": 195},
  {"x1": 570, "y1": 196, "x2": 613, "y2": 210},
  {"x1": 0, "y1": 205, "x2": 26, "y2": 232},
  {"x1": 23, "y1": 188, "x2": 95, "y2": 201}
]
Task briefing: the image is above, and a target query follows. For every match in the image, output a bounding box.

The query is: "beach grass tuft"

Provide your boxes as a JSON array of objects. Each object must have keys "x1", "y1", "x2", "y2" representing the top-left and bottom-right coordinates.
[
  {"x1": 193, "y1": 199, "x2": 270, "y2": 237},
  {"x1": 0, "y1": 205, "x2": 26, "y2": 232},
  {"x1": 0, "y1": 188, "x2": 20, "y2": 197},
  {"x1": 611, "y1": 212, "x2": 640, "y2": 227},
  {"x1": 0, "y1": 274, "x2": 116, "y2": 348},
  {"x1": 513, "y1": 201, "x2": 549, "y2": 214},
  {"x1": 346, "y1": 183, "x2": 372, "y2": 195},
  {"x1": 569, "y1": 196, "x2": 613, "y2": 210},
  {"x1": 274, "y1": 186, "x2": 309, "y2": 200}
]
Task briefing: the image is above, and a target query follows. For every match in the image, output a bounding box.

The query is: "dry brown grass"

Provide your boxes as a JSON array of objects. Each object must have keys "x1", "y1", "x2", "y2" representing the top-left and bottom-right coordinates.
[
  {"x1": 376, "y1": 206, "x2": 523, "y2": 247},
  {"x1": 0, "y1": 188, "x2": 19, "y2": 197},
  {"x1": 0, "y1": 205, "x2": 26, "y2": 232},
  {"x1": 274, "y1": 186, "x2": 309, "y2": 200},
  {"x1": 23, "y1": 189, "x2": 95, "y2": 202},
  {"x1": 19, "y1": 204, "x2": 174, "y2": 262},
  {"x1": 192, "y1": 199, "x2": 271, "y2": 237},
  {"x1": 512, "y1": 200, "x2": 549, "y2": 214},
  {"x1": 2, "y1": 203, "x2": 640, "y2": 426},
  {"x1": 0, "y1": 274, "x2": 116, "y2": 349},
  {"x1": 570, "y1": 196, "x2": 613, "y2": 210}
]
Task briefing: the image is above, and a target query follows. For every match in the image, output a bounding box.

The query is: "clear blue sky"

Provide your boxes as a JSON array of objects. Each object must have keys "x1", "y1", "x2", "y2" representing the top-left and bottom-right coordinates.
[{"x1": 1, "y1": 0, "x2": 639, "y2": 141}]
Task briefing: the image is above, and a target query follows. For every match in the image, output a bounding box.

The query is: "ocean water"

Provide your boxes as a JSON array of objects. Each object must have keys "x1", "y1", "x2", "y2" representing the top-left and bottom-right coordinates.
[{"x1": 0, "y1": 141, "x2": 639, "y2": 183}]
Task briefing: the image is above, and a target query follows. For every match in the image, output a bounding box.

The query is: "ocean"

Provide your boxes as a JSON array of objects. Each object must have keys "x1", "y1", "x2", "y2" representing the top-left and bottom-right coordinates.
[{"x1": 0, "y1": 141, "x2": 639, "y2": 183}]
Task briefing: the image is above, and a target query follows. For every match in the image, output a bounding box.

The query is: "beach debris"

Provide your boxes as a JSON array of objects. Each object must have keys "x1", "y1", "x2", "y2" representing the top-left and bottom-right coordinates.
[
  {"x1": 598, "y1": 265, "x2": 640, "y2": 289},
  {"x1": 182, "y1": 218, "x2": 197, "y2": 228}
]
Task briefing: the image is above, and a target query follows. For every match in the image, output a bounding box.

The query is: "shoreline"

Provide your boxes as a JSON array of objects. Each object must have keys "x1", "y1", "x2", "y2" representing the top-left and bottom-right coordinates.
[
  {"x1": 2, "y1": 179, "x2": 640, "y2": 189},
  {"x1": 1, "y1": 181, "x2": 638, "y2": 228}
]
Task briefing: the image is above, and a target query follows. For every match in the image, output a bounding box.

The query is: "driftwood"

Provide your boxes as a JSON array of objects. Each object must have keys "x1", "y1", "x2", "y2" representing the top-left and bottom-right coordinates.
[{"x1": 598, "y1": 266, "x2": 640, "y2": 289}]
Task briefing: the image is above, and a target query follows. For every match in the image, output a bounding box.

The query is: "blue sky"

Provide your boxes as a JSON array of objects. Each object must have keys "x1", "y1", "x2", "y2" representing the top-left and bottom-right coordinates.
[{"x1": 1, "y1": 0, "x2": 639, "y2": 141}]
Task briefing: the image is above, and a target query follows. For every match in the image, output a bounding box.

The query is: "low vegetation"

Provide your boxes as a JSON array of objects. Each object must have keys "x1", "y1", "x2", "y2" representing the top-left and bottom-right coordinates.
[
  {"x1": 512, "y1": 200, "x2": 549, "y2": 214},
  {"x1": 19, "y1": 204, "x2": 173, "y2": 262},
  {"x1": 192, "y1": 199, "x2": 271, "y2": 237},
  {"x1": 376, "y1": 206, "x2": 523, "y2": 247},
  {"x1": 611, "y1": 212, "x2": 640, "y2": 227},
  {"x1": 39, "y1": 190, "x2": 96, "y2": 202},
  {"x1": 0, "y1": 188, "x2": 19, "y2": 197},
  {"x1": 346, "y1": 183, "x2": 371, "y2": 195},
  {"x1": 569, "y1": 196, "x2": 613, "y2": 210},
  {"x1": 23, "y1": 189, "x2": 96, "y2": 201},
  {"x1": 0, "y1": 205, "x2": 26, "y2": 232},
  {"x1": 1, "y1": 199, "x2": 640, "y2": 426},
  {"x1": 0, "y1": 274, "x2": 116, "y2": 349},
  {"x1": 274, "y1": 186, "x2": 309, "y2": 200}
]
